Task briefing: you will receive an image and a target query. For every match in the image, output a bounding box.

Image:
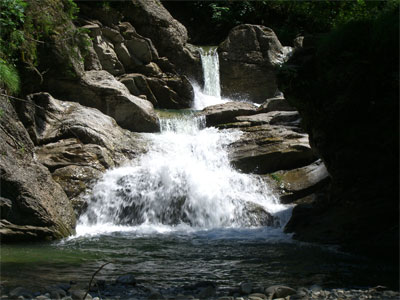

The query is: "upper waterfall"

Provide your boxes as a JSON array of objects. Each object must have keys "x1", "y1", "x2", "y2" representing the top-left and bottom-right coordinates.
[
  {"x1": 192, "y1": 46, "x2": 229, "y2": 110},
  {"x1": 199, "y1": 47, "x2": 221, "y2": 98}
]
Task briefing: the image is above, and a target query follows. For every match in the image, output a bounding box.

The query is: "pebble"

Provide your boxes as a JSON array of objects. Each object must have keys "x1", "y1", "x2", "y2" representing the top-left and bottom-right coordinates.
[
  {"x1": 1, "y1": 277, "x2": 399, "y2": 300},
  {"x1": 240, "y1": 282, "x2": 252, "y2": 295}
]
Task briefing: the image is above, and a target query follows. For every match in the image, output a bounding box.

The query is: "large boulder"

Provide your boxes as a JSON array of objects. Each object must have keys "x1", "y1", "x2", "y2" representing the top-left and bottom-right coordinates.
[
  {"x1": 201, "y1": 102, "x2": 258, "y2": 127},
  {"x1": 47, "y1": 70, "x2": 160, "y2": 132},
  {"x1": 218, "y1": 24, "x2": 292, "y2": 103},
  {"x1": 263, "y1": 159, "x2": 330, "y2": 204},
  {"x1": 0, "y1": 95, "x2": 76, "y2": 241},
  {"x1": 123, "y1": 0, "x2": 202, "y2": 81},
  {"x1": 228, "y1": 125, "x2": 316, "y2": 174}
]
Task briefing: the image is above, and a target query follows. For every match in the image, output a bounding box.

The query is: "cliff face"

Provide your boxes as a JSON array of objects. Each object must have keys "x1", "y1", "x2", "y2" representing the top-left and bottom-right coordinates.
[
  {"x1": 280, "y1": 9, "x2": 399, "y2": 263},
  {"x1": 0, "y1": 0, "x2": 201, "y2": 242}
]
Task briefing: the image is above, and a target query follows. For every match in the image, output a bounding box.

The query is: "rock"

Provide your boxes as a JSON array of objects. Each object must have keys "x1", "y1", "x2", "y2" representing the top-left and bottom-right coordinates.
[
  {"x1": 123, "y1": 0, "x2": 202, "y2": 81},
  {"x1": 114, "y1": 42, "x2": 139, "y2": 70},
  {"x1": 116, "y1": 274, "x2": 136, "y2": 285},
  {"x1": 0, "y1": 95, "x2": 76, "y2": 242},
  {"x1": 133, "y1": 62, "x2": 163, "y2": 77},
  {"x1": 91, "y1": 28, "x2": 125, "y2": 76},
  {"x1": 146, "y1": 77, "x2": 193, "y2": 109},
  {"x1": 35, "y1": 296, "x2": 50, "y2": 300},
  {"x1": 125, "y1": 37, "x2": 153, "y2": 65},
  {"x1": 265, "y1": 285, "x2": 296, "y2": 299},
  {"x1": 36, "y1": 139, "x2": 114, "y2": 172},
  {"x1": 249, "y1": 293, "x2": 267, "y2": 300},
  {"x1": 81, "y1": 33, "x2": 102, "y2": 71},
  {"x1": 235, "y1": 111, "x2": 300, "y2": 127},
  {"x1": 119, "y1": 73, "x2": 158, "y2": 105},
  {"x1": 148, "y1": 292, "x2": 165, "y2": 299},
  {"x1": 9, "y1": 287, "x2": 33, "y2": 299},
  {"x1": 293, "y1": 36, "x2": 304, "y2": 48},
  {"x1": 257, "y1": 97, "x2": 296, "y2": 113},
  {"x1": 18, "y1": 93, "x2": 149, "y2": 159},
  {"x1": 164, "y1": 75, "x2": 194, "y2": 106},
  {"x1": 101, "y1": 26, "x2": 123, "y2": 44},
  {"x1": 229, "y1": 125, "x2": 316, "y2": 174},
  {"x1": 198, "y1": 286, "x2": 216, "y2": 299},
  {"x1": 241, "y1": 201, "x2": 278, "y2": 227},
  {"x1": 265, "y1": 160, "x2": 330, "y2": 204},
  {"x1": 69, "y1": 289, "x2": 92, "y2": 300},
  {"x1": 218, "y1": 24, "x2": 292, "y2": 103},
  {"x1": 47, "y1": 70, "x2": 160, "y2": 132},
  {"x1": 201, "y1": 102, "x2": 258, "y2": 127},
  {"x1": 240, "y1": 282, "x2": 252, "y2": 294}
]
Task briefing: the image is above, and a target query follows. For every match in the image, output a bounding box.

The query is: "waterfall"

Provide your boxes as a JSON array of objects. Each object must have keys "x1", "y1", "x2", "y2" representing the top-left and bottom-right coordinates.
[
  {"x1": 199, "y1": 47, "x2": 221, "y2": 98},
  {"x1": 75, "y1": 48, "x2": 291, "y2": 237},
  {"x1": 193, "y1": 46, "x2": 229, "y2": 110},
  {"x1": 77, "y1": 115, "x2": 289, "y2": 236}
]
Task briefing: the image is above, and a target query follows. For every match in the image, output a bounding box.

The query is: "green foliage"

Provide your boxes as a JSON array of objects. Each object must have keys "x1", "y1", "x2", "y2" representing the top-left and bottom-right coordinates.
[
  {"x1": 0, "y1": 59, "x2": 20, "y2": 94},
  {"x1": 163, "y1": 0, "x2": 396, "y2": 44}
]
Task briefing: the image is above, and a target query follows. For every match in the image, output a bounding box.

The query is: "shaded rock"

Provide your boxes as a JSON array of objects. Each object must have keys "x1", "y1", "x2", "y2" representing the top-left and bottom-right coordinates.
[
  {"x1": 123, "y1": 0, "x2": 202, "y2": 81},
  {"x1": 257, "y1": 97, "x2": 296, "y2": 113},
  {"x1": 69, "y1": 288, "x2": 92, "y2": 300},
  {"x1": 229, "y1": 125, "x2": 316, "y2": 174},
  {"x1": 264, "y1": 160, "x2": 330, "y2": 204},
  {"x1": 81, "y1": 33, "x2": 102, "y2": 71},
  {"x1": 147, "y1": 77, "x2": 193, "y2": 109},
  {"x1": 114, "y1": 42, "x2": 139, "y2": 70},
  {"x1": 265, "y1": 285, "x2": 296, "y2": 299},
  {"x1": 125, "y1": 37, "x2": 153, "y2": 65},
  {"x1": 119, "y1": 73, "x2": 158, "y2": 105},
  {"x1": 241, "y1": 201, "x2": 278, "y2": 227},
  {"x1": 101, "y1": 26, "x2": 123, "y2": 44},
  {"x1": 47, "y1": 70, "x2": 160, "y2": 132},
  {"x1": 198, "y1": 286, "x2": 216, "y2": 299},
  {"x1": 86, "y1": 24, "x2": 125, "y2": 76},
  {"x1": 133, "y1": 62, "x2": 163, "y2": 77},
  {"x1": 116, "y1": 274, "x2": 136, "y2": 286},
  {"x1": 218, "y1": 24, "x2": 292, "y2": 102},
  {"x1": 0, "y1": 95, "x2": 76, "y2": 242},
  {"x1": 201, "y1": 102, "x2": 258, "y2": 127},
  {"x1": 235, "y1": 111, "x2": 300, "y2": 126},
  {"x1": 9, "y1": 287, "x2": 33, "y2": 299},
  {"x1": 240, "y1": 282, "x2": 252, "y2": 294}
]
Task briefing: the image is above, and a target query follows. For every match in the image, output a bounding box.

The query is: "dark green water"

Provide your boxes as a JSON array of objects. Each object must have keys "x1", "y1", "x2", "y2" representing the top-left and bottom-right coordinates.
[{"x1": 1, "y1": 228, "x2": 397, "y2": 292}]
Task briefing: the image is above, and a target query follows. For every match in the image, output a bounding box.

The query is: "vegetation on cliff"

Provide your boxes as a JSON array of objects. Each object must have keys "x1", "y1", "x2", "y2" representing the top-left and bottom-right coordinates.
[{"x1": 0, "y1": 0, "x2": 88, "y2": 94}]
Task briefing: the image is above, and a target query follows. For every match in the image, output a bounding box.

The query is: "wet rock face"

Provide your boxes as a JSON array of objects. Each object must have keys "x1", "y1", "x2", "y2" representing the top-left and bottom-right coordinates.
[
  {"x1": 218, "y1": 24, "x2": 292, "y2": 103},
  {"x1": 0, "y1": 95, "x2": 76, "y2": 242}
]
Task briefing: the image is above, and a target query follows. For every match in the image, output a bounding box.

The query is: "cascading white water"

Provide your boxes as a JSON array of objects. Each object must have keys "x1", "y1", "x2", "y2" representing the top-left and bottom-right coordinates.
[
  {"x1": 193, "y1": 46, "x2": 229, "y2": 110},
  {"x1": 77, "y1": 114, "x2": 290, "y2": 236}
]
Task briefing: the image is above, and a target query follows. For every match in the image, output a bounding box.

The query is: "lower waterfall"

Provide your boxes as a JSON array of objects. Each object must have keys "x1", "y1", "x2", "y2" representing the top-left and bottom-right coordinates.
[{"x1": 76, "y1": 114, "x2": 290, "y2": 236}]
